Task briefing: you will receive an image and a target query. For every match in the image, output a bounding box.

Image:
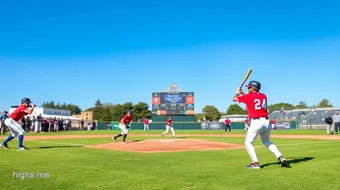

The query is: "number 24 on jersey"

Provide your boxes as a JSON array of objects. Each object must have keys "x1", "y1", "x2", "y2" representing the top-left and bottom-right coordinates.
[{"x1": 254, "y1": 99, "x2": 267, "y2": 110}]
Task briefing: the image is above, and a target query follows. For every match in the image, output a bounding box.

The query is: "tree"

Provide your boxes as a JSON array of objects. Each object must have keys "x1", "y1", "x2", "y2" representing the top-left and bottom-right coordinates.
[
  {"x1": 317, "y1": 99, "x2": 333, "y2": 108},
  {"x1": 268, "y1": 102, "x2": 295, "y2": 112},
  {"x1": 194, "y1": 113, "x2": 205, "y2": 122},
  {"x1": 132, "y1": 102, "x2": 152, "y2": 122},
  {"x1": 226, "y1": 104, "x2": 247, "y2": 115},
  {"x1": 95, "y1": 99, "x2": 103, "y2": 107},
  {"x1": 295, "y1": 101, "x2": 308, "y2": 109},
  {"x1": 202, "y1": 105, "x2": 221, "y2": 121}
]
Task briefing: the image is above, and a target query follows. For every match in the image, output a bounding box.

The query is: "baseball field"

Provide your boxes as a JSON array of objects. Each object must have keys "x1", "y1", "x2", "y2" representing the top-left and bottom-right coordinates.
[{"x1": 1, "y1": 130, "x2": 339, "y2": 190}]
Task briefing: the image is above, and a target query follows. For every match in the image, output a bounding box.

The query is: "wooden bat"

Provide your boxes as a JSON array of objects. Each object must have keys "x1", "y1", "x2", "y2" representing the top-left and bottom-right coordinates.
[{"x1": 239, "y1": 68, "x2": 252, "y2": 89}]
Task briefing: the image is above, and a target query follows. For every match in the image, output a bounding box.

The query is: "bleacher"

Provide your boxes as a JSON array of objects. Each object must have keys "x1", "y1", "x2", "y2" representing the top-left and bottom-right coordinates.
[
  {"x1": 298, "y1": 109, "x2": 340, "y2": 125},
  {"x1": 268, "y1": 109, "x2": 310, "y2": 120}
]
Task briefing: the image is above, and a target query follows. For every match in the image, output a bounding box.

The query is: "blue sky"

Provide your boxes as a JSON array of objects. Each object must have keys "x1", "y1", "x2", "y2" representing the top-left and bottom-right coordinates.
[{"x1": 1, "y1": 0, "x2": 339, "y2": 113}]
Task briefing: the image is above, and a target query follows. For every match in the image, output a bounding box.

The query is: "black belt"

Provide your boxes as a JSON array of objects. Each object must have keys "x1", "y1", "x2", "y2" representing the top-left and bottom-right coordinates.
[{"x1": 252, "y1": 117, "x2": 268, "y2": 120}]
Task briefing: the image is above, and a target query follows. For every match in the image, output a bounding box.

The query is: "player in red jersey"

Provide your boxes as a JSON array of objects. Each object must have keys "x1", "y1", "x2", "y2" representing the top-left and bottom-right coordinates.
[
  {"x1": 233, "y1": 81, "x2": 288, "y2": 169},
  {"x1": 162, "y1": 117, "x2": 176, "y2": 138},
  {"x1": 1, "y1": 98, "x2": 35, "y2": 150},
  {"x1": 112, "y1": 110, "x2": 133, "y2": 144},
  {"x1": 270, "y1": 119, "x2": 276, "y2": 130},
  {"x1": 244, "y1": 118, "x2": 250, "y2": 131},
  {"x1": 143, "y1": 118, "x2": 149, "y2": 133},
  {"x1": 224, "y1": 117, "x2": 231, "y2": 133}
]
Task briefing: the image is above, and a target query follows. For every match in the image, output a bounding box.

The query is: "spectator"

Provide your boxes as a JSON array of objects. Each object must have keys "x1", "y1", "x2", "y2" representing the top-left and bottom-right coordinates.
[
  {"x1": 80, "y1": 119, "x2": 84, "y2": 131},
  {"x1": 21, "y1": 117, "x2": 27, "y2": 132},
  {"x1": 87, "y1": 121, "x2": 91, "y2": 131},
  {"x1": 324, "y1": 115, "x2": 333, "y2": 135},
  {"x1": 0, "y1": 111, "x2": 9, "y2": 135},
  {"x1": 35, "y1": 114, "x2": 43, "y2": 133},
  {"x1": 332, "y1": 111, "x2": 340, "y2": 135},
  {"x1": 92, "y1": 121, "x2": 96, "y2": 130},
  {"x1": 26, "y1": 116, "x2": 32, "y2": 133},
  {"x1": 31, "y1": 116, "x2": 36, "y2": 132}
]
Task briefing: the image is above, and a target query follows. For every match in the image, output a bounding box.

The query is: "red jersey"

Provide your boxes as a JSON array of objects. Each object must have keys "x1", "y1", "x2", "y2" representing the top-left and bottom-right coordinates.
[
  {"x1": 166, "y1": 118, "x2": 172, "y2": 126},
  {"x1": 244, "y1": 119, "x2": 249, "y2": 124},
  {"x1": 9, "y1": 105, "x2": 29, "y2": 122},
  {"x1": 144, "y1": 119, "x2": 149, "y2": 124},
  {"x1": 121, "y1": 114, "x2": 132, "y2": 125},
  {"x1": 237, "y1": 92, "x2": 268, "y2": 119},
  {"x1": 270, "y1": 120, "x2": 276, "y2": 124},
  {"x1": 225, "y1": 119, "x2": 230, "y2": 125}
]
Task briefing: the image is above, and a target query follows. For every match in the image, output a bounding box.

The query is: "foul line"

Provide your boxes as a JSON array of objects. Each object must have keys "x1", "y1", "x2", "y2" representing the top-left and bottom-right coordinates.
[
  {"x1": 32, "y1": 139, "x2": 339, "y2": 149},
  {"x1": 35, "y1": 140, "x2": 86, "y2": 147}
]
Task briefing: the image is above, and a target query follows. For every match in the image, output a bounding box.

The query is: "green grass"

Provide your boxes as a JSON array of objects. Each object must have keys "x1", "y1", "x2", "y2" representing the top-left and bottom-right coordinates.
[
  {"x1": 16, "y1": 129, "x2": 330, "y2": 136},
  {"x1": 1, "y1": 130, "x2": 339, "y2": 190}
]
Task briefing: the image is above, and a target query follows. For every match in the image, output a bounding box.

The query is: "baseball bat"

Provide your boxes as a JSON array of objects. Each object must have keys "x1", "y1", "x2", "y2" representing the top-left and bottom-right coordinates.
[{"x1": 239, "y1": 68, "x2": 252, "y2": 89}]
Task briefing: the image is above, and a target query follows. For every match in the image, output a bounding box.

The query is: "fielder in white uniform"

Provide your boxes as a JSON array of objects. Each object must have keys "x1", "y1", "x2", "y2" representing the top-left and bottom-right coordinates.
[{"x1": 233, "y1": 81, "x2": 288, "y2": 169}]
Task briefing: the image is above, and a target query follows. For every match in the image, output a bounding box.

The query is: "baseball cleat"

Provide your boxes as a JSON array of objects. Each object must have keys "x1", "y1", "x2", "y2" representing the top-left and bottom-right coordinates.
[
  {"x1": 17, "y1": 146, "x2": 29, "y2": 151},
  {"x1": 112, "y1": 137, "x2": 117, "y2": 142},
  {"x1": 278, "y1": 157, "x2": 289, "y2": 167},
  {"x1": 161, "y1": 134, "x2": 164, "y2": 137},
  {"x1": 1, "y1": 143, "x2": 9, "y2": 149},
  {"x1": 245, "y1": 163, "x2": 260, "y2": 169},
  {"x1": 122, "y1": 141, "x2": 127, "y2": 144}
]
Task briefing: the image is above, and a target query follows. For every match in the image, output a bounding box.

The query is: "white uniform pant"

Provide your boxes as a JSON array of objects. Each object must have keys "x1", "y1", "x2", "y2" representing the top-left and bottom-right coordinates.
[
  {"x1": 119, "y1": 123, "x2": 129, "y2": 135},
  {"x1": 162, "y1": 125, "x2": 175, "y2": 136},
  {"x1": 326, "y1": 124, "x2": 333, "y2": 134},
  {"x1": 34, "y1": 121, "x2": 42, "y2": 132},
  {"x1": 244, "y1": 124, "x2": 249, "y2": 130},
  {"x1": 245, "y1": 118, "x2": 283, "y2": 163},
  {"x1": 143, "y1": 124, "x2": 149, "y2": 131},
  {"x1": 271, "y1": 124, "x2": 276, "y2": 129},
  {"x1": 4, "y1": 118, "x2": 25, "y2": 137}
]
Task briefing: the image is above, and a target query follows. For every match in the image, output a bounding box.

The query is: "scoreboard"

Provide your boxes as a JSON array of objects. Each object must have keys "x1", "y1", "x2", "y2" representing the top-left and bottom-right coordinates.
[{"x1": 152, "y1": 92, "x2": 195, "y2": 115}]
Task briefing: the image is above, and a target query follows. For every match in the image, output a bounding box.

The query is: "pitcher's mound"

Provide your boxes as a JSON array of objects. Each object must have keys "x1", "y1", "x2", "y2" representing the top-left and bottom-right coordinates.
[{"x1": 86, "y1": 139, "x2": 244, "y2": 153}]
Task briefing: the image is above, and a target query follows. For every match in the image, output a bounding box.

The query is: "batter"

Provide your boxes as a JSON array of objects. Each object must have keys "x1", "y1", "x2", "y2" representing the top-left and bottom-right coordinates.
[{"x1": 233, "y1": 81, "x2": 289, "y2": 169}]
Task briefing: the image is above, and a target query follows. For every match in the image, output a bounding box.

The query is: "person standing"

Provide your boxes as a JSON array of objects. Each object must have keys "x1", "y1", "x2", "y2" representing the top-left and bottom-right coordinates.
[
  {"x1": 224, "y1": 117, "x2": 231, "y2": 133},
  {"x1": 143, "y1": 118, "x2": 149, "y2": 133},
  {"x1": 233, "y1": 81, "x2": 288, "y2": 169},
  {"x1": 35, "y1": 114, "x2": 43, "y2": 133},
  {"x1": 332, "y1": 111, "x2": 340, "y2": 134},
  {"x1": 0, "y1": 98, "x2": 35, "y2": 150},
  {"x1": 324, "y1": 115, "x2": 334, "y2": 135},
  {"x1": 270, "y1": 119, "x2": 276, "y2": 130},
  {"x1": 0, "y1": 111, "x2": 9, "y2": 135},
  {"x1": 244, "y1": 118, "x2": 250, "y2": 131}
]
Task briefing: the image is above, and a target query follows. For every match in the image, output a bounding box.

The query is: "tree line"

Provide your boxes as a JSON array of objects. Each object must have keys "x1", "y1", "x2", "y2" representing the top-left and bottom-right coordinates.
[{"x1": 42, "y1": 98, "x2": 333, "y2": 122}]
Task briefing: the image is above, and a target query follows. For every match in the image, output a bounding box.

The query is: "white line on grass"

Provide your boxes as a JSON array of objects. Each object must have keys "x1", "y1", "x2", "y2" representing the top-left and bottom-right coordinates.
[
  {"x1": 275, "y1": 140, "x2": 339, "y2": 147},
  {"x1": 35, "y1": 140, "x2": 86, "y2": 147}
]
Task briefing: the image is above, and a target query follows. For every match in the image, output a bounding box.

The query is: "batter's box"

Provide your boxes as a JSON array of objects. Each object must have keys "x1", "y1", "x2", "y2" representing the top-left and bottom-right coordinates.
[{"x1": 85, "y1": 139, "x2": 244, "y2": 153}]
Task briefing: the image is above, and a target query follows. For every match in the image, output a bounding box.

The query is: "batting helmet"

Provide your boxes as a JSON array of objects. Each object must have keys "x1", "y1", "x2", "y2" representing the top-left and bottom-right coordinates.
[
  {"x1": 21, "y1": 98, "x2": 33, "y2": 104},
  {"x1": 127, "y1": 110, "x2": 133, "y2": 114},
  {"x1": 245, "y1": 81, "x2": 261, "y2": 91}
]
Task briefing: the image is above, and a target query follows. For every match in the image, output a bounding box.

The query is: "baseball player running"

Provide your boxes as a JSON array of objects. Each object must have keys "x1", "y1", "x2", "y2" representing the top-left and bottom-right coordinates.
[
  {"x1": 112, "y1": 110, "x2": 133, "y2": 144},
  {"x1": 162, "y1": 117, "x2": 176, "y2": 138},
  {"x1": 0, "y1": 98, "x2": 35, "y2": 150},
  {"x1": 233, "y1": 81, "x2": 288, "y2": 169}
]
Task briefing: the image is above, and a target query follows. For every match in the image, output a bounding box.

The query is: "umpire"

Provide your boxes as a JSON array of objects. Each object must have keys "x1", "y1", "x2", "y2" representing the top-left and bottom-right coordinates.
[
  {"x1": 332, "y1": 111, "x2": 340, "y2": 134},
  {"x1": 324, "y1": 115, "x2": 333, "y2": 135},
  {"x1": 0, "y1": 111, "x2": 9, "y2": 134}
]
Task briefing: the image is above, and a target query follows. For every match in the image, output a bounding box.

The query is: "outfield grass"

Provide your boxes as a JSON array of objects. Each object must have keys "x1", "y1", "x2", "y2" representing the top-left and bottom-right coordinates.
[
  {"x1": 1, "y1": 130, "x2": 339, "y2": 190},
  {"x1": 12, "y1": 129, "x2": 330, "y2": 136}
]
